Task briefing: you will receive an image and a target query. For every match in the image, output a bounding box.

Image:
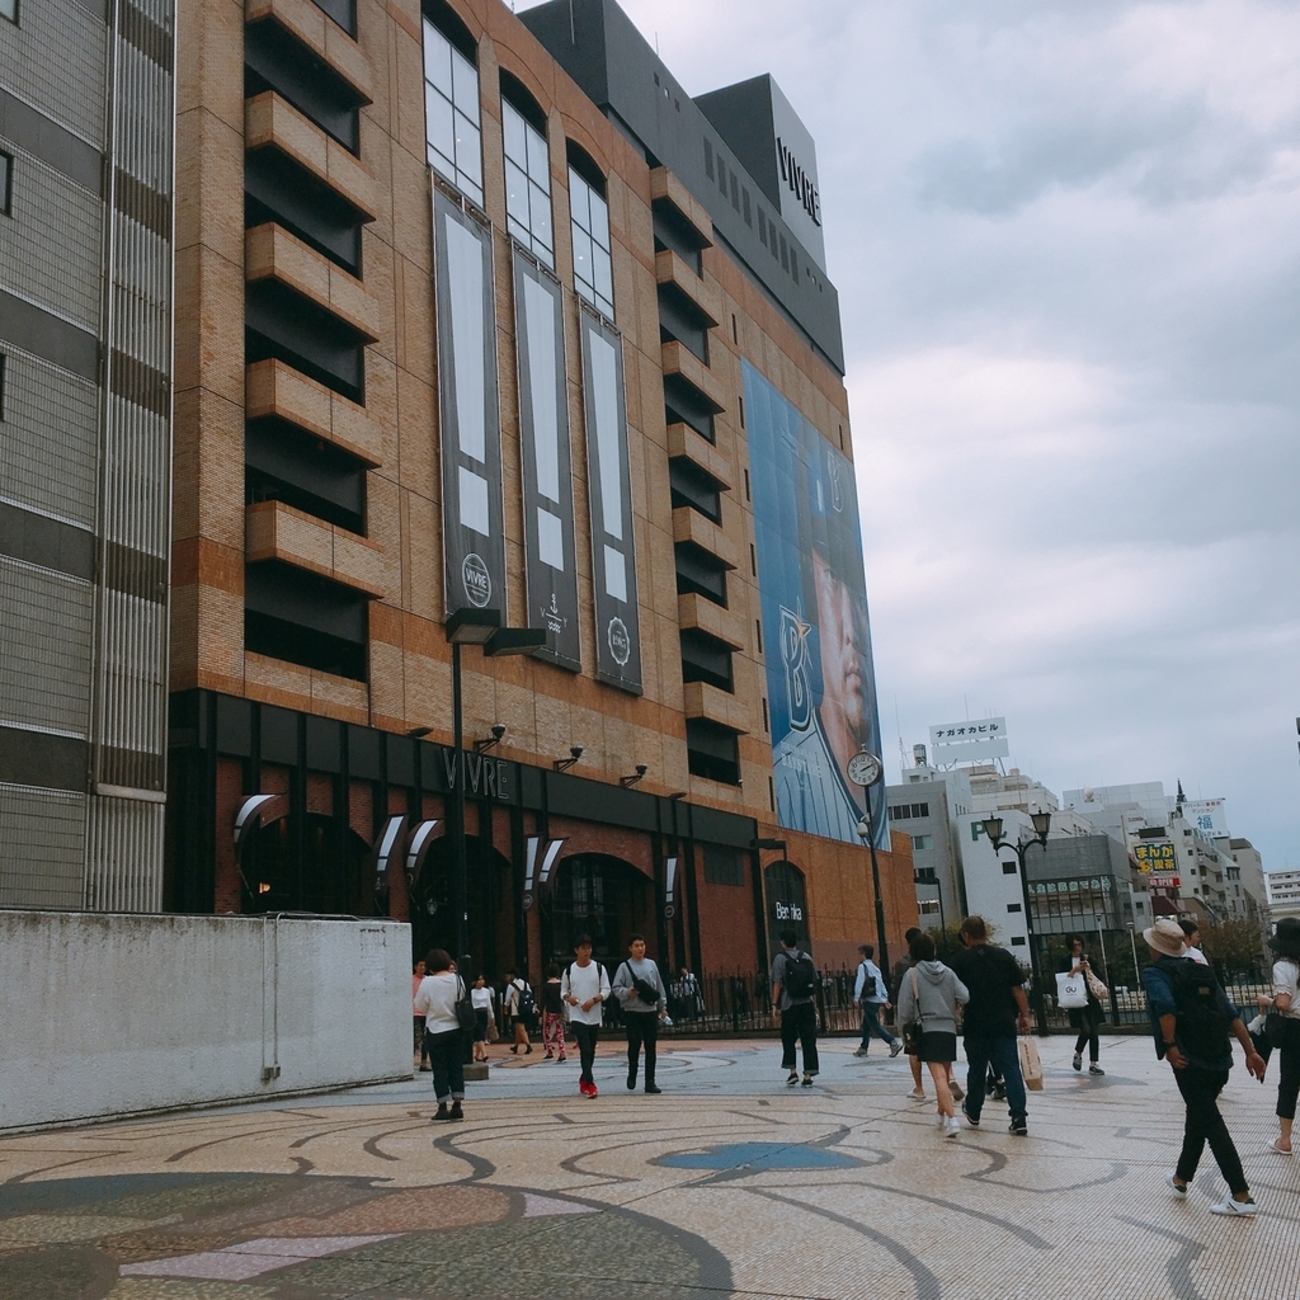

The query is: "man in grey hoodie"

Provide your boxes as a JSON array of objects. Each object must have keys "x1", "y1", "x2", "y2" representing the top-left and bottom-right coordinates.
[{"x1": 612, "y1": 933, "x2": 667, "y2": 1093}]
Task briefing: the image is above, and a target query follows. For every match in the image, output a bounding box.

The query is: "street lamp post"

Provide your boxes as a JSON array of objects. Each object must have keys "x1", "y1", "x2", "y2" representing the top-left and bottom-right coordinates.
[
  {"x1": 444, "y1": 608, "x2": 545, "y2": 975},
  {"x1": 848, "y1": 750, "x2": 889, "y2": 978},
  {"x1": 982, "y1": 810, "x2": 1051, "y2": 1035}
]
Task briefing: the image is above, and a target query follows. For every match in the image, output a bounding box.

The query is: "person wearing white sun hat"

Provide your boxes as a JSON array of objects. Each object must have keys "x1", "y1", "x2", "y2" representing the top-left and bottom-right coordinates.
[{"x1": 1140, "y1": 917, "x2": 1266, "y2": 1216}]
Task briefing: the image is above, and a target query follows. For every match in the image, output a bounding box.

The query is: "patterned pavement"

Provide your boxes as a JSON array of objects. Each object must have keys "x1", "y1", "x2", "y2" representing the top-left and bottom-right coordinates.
[{"x1": 2, "y1": 1034, "x2": 1298, "y2": 1299}]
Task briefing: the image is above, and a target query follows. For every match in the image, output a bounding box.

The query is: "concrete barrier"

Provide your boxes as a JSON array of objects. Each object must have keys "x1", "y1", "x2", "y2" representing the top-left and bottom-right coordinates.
[{"x1": 2, "y1": 910, "x2": 411, "y2": 1132}]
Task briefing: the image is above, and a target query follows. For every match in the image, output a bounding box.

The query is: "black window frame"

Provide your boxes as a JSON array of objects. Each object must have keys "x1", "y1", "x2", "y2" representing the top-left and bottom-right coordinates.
[{"x1": 0, "y1": 150, "x2": 12, "y2": 214}]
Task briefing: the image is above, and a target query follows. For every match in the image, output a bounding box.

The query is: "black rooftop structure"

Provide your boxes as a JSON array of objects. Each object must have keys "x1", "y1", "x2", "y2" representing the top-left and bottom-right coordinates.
[{"x1": 518, "y1": 0, "x2": 845, "y2": 374}]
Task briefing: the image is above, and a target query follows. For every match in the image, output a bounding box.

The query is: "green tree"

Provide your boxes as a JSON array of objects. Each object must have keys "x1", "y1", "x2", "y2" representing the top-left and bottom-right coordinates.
[{"x1": 1200, "y1": 919, "x2": 1266, "y2": 979}]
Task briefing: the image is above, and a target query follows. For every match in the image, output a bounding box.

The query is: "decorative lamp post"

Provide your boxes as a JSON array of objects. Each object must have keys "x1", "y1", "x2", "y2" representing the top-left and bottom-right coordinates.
[
  {"x1": 849, "y1": 750, "x2": 889, "y2": 978},
  {"x1": 444, "y1": 608, "x2": 545, "y2": 974},
  {"x1": 982, "y1": 809, "x2": 1051, "y2": 1035}
]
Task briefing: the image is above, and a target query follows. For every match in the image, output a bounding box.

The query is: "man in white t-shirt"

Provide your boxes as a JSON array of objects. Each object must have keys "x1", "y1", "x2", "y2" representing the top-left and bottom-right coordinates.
[{"x1": 561, "y1": 934, "x2": 611, "y2": 1098}]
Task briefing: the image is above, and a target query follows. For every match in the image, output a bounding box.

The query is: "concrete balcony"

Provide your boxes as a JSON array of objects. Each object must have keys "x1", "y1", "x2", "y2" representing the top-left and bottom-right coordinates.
[
  {"x1": 678, "y1": 591, "x2": 747, "y2": 651},
  {"x1": 683, "y1": 680, "x2": 749, "y2": 735},
  {"x1": 245, "y1": 500, "x2": 385, "y2": 598},
  {"x1": 245, "y1": 222, "x2": 379, "y2": 341},
  {"x1": 245, "y1": 0, "x2": 373, "y2": 104},
  {"x1": 661, "y1": 340, "x2": 726, "y2": 414},
  {"x1": 673, "y1": 506, "x2": 738, "y2": 571},
  {"x1": 655, "y1": 249, "x2": 720, "y2": 328},
  {"x1": 245, "y1": 92, "x2": 377, "y2": 221},
  {"x1": 245, "y1": 359, "x2": 381, "y2": 467},
  {"x1": 649, "y1": 166, "x2": 713, "y2": 248},
  {"x1": 667, "y1": 421, "x2": 731, "y2": 491}
]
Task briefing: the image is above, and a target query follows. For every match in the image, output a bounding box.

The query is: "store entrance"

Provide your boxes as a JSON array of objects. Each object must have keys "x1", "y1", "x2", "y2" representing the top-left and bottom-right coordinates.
[
  {"x1": 408, "y1": 834, "x2": 511, "y2": 981},
  {"x1": 546, "y1": 854, "x2": 653, "y2": 972}
]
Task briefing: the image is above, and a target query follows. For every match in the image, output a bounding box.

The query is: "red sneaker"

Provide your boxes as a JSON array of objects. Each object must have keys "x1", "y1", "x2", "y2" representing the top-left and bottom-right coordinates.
[
  {"x1": 578, "y1": 1079, "x2": 592, "y2": 1096},
  {"x1": 587, "y1": 1084, "x2": 598, "y2": 1098}
]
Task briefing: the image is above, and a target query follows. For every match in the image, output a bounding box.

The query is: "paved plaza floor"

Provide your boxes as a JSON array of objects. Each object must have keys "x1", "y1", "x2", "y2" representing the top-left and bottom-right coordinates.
[{"x1": 2, "y1": 1034, "x2": 1298, "y2": 1299}]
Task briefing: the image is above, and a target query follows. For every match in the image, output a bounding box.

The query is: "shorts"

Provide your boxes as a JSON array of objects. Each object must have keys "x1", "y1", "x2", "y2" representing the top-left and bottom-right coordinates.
[{"x1": 918, "y1": 1031, "x2": 957, "y2": 1064}]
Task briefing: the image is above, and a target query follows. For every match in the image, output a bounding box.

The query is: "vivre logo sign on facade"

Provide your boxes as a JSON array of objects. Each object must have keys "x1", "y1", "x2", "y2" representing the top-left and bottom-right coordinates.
[{"x1": 776, "y1": 136, "x2": 820, "y2": 228}]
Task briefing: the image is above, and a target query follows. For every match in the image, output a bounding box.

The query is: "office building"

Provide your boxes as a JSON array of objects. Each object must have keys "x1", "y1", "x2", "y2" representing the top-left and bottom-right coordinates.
[
  {"x1": 0, "y1": 0, "x2": 176, "y2": 907},
  {"x1": 164, "y1": 0, "x2": 913, "y2": 974}
]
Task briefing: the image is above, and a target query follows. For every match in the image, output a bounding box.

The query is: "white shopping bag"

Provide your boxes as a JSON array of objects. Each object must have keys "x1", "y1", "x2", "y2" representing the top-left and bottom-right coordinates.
[{"x1": 1055, "y1": 971, "x2": 1088, "y2": 1009}]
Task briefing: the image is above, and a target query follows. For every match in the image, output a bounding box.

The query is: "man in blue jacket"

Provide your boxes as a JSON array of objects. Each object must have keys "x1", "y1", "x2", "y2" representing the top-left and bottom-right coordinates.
[{"x1": 1140, "y1": 918, "x2": 1266, "y2": 1216}]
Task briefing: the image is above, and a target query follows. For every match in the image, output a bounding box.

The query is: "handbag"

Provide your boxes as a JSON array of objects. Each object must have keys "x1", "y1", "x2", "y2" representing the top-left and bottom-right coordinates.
[
  {"x1": 902, "y1": 968, "x2": 924, "y2": 1053},
  {"x1": 1265, "y1": 1011, "x2": 1291, "y2": 1050},
  {"x1": 1085, "y1": 971, "x2": 1109, "y2": 1002},
  {"x1": 454, "y1": 977, "x2": 476, "y2": 1034},
  {"x1": 1055, "y1": 971, "x2": 1088, "y2": 1010},
  {"x1": 1018, "y1": 1034, "x2": 1044, "y2": 1091}
]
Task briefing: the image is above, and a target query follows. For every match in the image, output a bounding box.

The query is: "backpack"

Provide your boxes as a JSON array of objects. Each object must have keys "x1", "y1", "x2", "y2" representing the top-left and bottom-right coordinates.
[
  {"x1": 514, "y1": 980, "x2": 537, "y2": 1018},
  {"x1": 781, "y1": 951, "x2": 817, "y2": 1000},
  {"x1": 1167, "y1": 960, "x2": 1230, "y2": 1060}
]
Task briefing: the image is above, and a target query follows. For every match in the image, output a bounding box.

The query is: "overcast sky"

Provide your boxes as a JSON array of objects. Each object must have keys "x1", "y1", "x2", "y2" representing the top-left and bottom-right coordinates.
[{"x1": 522, "y1": 0, "x2": 1300, "y2": 871}]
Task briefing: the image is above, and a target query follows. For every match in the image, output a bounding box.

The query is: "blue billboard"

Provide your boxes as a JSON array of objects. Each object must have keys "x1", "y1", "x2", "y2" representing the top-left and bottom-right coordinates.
[{"x1": 744, "y1": 360, "x2": 888, "y2": 847}]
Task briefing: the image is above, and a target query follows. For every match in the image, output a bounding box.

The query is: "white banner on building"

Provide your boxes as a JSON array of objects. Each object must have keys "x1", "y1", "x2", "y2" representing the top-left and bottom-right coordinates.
[{"x1": 928, "y1": 717, "x2": 1009, "y2": 763}]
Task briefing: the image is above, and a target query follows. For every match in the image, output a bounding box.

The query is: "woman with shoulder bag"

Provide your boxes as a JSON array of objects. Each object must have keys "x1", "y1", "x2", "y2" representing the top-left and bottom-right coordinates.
[
  {"x1": 412, "y1": 949, "x2": 466, "y2": 1122},
  {"x1": 1059, "y1": 935, "x2": 1107, "y2": 1076},
  {"x1": 1260, "y1": 918, "x2": 1300, "y2": 1155},
  {"x1": 470, "y1": 974, "x2": 495, "y2": 1062}
]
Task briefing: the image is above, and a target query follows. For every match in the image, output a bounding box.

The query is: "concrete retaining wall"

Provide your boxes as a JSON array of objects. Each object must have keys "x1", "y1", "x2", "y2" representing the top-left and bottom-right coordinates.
[{"x1": 2, "y1": 910, "x2": 411, "y2": 1131}]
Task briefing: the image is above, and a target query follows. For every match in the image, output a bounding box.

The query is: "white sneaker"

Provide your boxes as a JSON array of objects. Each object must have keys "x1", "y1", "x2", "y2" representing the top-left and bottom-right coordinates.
[
  {"x1": 1166, "y1": 1173, "x2": 1187, "y2": 1198},
  {"x1": 889, "y1": 1040, "x2": 903, "y2": 1058},
  {"x1": 1210, "y1": 1197, "x2": 1257, "y2": 1217},
  {"x1": 942, "y1": 1116, "x2": 960, "y2": 1139}
]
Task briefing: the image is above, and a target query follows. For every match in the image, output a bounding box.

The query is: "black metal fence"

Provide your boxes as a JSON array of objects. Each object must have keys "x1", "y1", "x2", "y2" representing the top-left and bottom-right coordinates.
[{"x1": 1042, "y1": 978, "x2": 1275, "y2": 1033}]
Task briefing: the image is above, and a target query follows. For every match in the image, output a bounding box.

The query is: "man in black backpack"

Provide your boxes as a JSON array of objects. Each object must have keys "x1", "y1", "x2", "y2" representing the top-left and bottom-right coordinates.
[
  {"x1": 1140, "y1": 918, "x2": 1266, "y2": 1216},
  {"x1": 771, "y1": 929, "x2": 819, "y2": 1086}
]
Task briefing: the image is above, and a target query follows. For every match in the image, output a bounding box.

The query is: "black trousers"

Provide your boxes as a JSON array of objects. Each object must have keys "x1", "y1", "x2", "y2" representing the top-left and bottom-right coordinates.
[
  {"x1": 573, "y1": 1020, "x2": 600, "y2": 1086},
  {"x1": 1074, "y1": 1003, "x2": 1101, "y2": 1061},
  {"x1": 780, "y1": 1002, "x2": 819, "y2": 1075},
  {"x1": 1174, "y1": 1066, "x2": 1247, "y2": 1195},
  {"x1": 1277, "y1": 1019, "x2": 1300, "y2": 1121},
  {"x1": 425, "y1": 1027, "x2": 465, "y2": 1104},
  {"x1": 625, "y1": 1012, "x2": 658, "y2": 1086}
]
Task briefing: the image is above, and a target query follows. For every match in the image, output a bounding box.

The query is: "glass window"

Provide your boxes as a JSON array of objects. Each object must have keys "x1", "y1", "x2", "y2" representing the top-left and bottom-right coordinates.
[
  {"x1": 912, "y1": 835, "x2": 932, "y2": 851},
  {"x1": 0, "y1": 152, "x2": 10, "y2": 214},
  {"x1": 422, "y1": 19, "x2": 482, "y2": 206},
  {"x1": 502, "y1": 100, "x2": 552, "y2": 267},
  {"x1": 569, "y1": 166, "x2": 613, "y2": 320},
  {"x1": 0, "y1": 0, "x2": 14, "y2": 22}
]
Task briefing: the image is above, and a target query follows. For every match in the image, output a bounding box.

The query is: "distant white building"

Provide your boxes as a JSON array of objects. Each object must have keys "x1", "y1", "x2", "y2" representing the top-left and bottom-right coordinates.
[{"x1": 1266, "y1": 869, "x2": 1300, "y2": 923}]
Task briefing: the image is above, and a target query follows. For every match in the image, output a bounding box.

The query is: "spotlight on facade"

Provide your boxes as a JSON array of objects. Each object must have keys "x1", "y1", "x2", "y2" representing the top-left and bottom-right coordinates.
[
  {"x1": 475, "y1": 723, "x2": 507, "y2": 752},
  {"x1": 621, "y1": 764, "x2": 648, "y2": 787},
  {"x1": 553, "y1": 745, "x2": 583, "y2": 771},
  {"x1": 407, "y1": 725, "x2": 434, "y2": 739}
]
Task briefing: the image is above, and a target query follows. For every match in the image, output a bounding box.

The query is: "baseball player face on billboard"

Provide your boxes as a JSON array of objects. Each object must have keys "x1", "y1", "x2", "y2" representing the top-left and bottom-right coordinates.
[{"x1": 813, "y1": 547, "x2": 872, "y2": 780}]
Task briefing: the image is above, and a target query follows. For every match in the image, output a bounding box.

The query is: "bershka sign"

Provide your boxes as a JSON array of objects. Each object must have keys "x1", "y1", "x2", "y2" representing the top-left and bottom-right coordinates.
[{"x1": 777, "y1": 136, "x2": 820, "y2": 227}]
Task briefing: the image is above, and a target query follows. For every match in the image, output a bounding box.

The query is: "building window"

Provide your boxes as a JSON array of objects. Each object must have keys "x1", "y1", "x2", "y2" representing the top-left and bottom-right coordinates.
[
  {"x1": 1010, "y1": 936, "x2": 1026, "y2": 946},
  {"x1": 502, "y1": 94, "x2": 552, "y2": 267},
  {"x1": 0, "y1": 353, "x2": 6, "y2": 421},
  {"x1": 0, "y1": 152, "x2": 11, "y2": 213},
  {"x1": 0, "y1": 0, "x2": 14, "y2": 23},
  {"x1": 890, "y1": 802, "x2": 930, "y2": 821},
  {"x1": 423, "y1": 15, "x2": 482, "y2": 206},
  {"x1": 703, "y1": 844, "x2": 744, "y2": 886},
  {"x1": 569, "y1": 161, "x2": 612, "y2": 319},
  {"x1": 1007, "y1": 902, "x2": 1022, "y2": 912},
  {"x1": 1002, "y1": 860, "x2": 1016, "y2": 875},
  {"x1": 912, "y1": 835, "x2": 932, "y2": 852},
  {"x1": 919, "y1": 899, "x2": 940, "y2": 916}
]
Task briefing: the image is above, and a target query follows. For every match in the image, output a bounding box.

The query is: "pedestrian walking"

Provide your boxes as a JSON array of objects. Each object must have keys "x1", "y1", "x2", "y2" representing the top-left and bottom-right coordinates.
[
  {"x1": 413, "y1": 949, "x2": 465, "y2": 1122},
  {"x1": 892, "y1": 927, "x2": 928, "y2": 1099},
  {"x1": 562, "y1": 934, "x2": 611, "y2": 1097},
  {"x1": 950, "y1": 915, "x2": 1032, "y2": 1136},
  {"x1": 470, "y1": 974, "x2": 495, "y2": 1062},
  {"x1": 1140, "y1": 918, "x2": 1266, "y2": 1214},
  {"x1": 1178, "y1": 919, "x2": 1210, "y2": 966},
  {"x1": 503, "y1": 969, "x2": 534, "y2": 1055},
  {"x1": 770, "y1": 929, "x2": 820, "y2": 1087},
  {"x1": 852, "y1": 944, "x2": 902, "y2": 1060},
  {"x1": 612, "y1": 933, "x2": 667, "y2": 1093},
  {"x1": 895, "y1": 932, "x2": 968, "y2": 1137},
  {"x1": 1259, "y1": 917, "x2": 1300, "y2": 1155},
  {"x1": 412, "y1": 958, "x2": 430, "y2": 1072},
  {"x1": 541, "y1": 963, "x2": 567, "y2": 1061},
  {"x1": 1059, "y1": 935, "x2": 1107, "y2": 1076}
]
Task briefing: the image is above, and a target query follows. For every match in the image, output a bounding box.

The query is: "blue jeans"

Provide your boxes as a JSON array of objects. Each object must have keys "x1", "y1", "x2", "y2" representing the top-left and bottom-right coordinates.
[
  {"x1": 963, "y1": 1035, "x2": 1027, "y2": 1122},
  {"x1": 859, "y1": 1002, "x2": 896, "y2": 1050}
]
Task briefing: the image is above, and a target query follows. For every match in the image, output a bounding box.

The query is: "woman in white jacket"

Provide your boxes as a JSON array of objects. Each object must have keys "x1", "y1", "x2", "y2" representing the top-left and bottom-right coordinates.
[{"x1": 895, "y1": 932, "x2": 969, "y2": 1138}]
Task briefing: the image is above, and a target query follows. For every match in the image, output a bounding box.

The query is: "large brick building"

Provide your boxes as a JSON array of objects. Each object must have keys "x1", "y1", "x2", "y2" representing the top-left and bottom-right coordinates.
[{"x1": 165, "y1": 0, "x2": 916, "y2": 977}]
